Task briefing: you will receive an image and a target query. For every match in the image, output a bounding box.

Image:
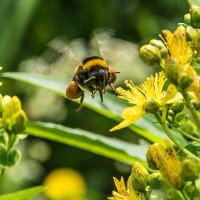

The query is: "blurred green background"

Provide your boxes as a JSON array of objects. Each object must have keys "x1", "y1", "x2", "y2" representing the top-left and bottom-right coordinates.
[{"x1": 0, "y1": 0, "x2": 189, "y2": 199}]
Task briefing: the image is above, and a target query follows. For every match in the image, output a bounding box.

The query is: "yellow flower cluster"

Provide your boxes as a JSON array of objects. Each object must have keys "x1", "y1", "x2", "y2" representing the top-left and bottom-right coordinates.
[
  {"x1": 162, "y1": 26, "x2": 193, "y2": 67},
  {"x1": 108, "y1": 177, "x2": 142, "y2": 200},
  {"x1": 147, "y1": 141, "x2": 182, "y2": 188},
  {"x1": 162, "y1": 26, "x2": 199, "y2": 94},
  {"x1": 111, "y1": 23, "x2": 200, "y2": 131},
  {"x1": 1, "y1": 95, "x2": 27, "y2": 134},
  {"x1": 110, "y1": 72, "x2": 181, "y2": 131},
  {"x1": 109, "y1": 6, "x2": 200, "y2": 200}
]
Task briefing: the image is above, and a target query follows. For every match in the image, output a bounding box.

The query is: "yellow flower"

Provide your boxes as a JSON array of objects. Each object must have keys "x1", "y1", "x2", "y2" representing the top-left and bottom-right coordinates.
[
  {"x1": 189, "y1": 72, "x2": 200, "y2": 101},
  {"x1": 44, "y1": 168, "x2": 86, "y2": 200},
  {"x1": 162, "y1": 25, "x2": 193, "y2": 67},
  {"x1": 147, "y1": 141, "x2": 182, "y2": 188},
  {"x1": 108, "y1": 177, "x2": 141, "y2": 200},
  {"x1": 162, "y1": 26, "x2": 200, "y2": 98},
  {"x1": 110, "y1": 72, "x2": 181, "y2": 131}
]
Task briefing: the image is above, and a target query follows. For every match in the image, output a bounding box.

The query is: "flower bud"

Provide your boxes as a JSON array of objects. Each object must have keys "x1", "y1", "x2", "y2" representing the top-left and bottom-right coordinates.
[
  {"x1": 168, "y1": 110, "x2": 174, "y2": 116},
  {"x1": 190, "y1": 5, "x2": 200, "y2": 28},
  {"x1": 193, "y1": 29, "x2": 200, "y2": 50},
  {"x1": 149, "y1": 39, "x2": 165, "y2": 49},
  {"x1": 2, "y1": 96, "x2": 27, "y2": 134},
  {"x1": 10, "y1": 110, "x2": 28, "y2": 134},
  {"x1": 146, "y1": 144, "x2": 158, "y2": 170},
  {"x1": 184, "y1": 13, "x2": 192, "y2": 25},
  {"x1": 147, "y1": 172, "x2": 162, "y2": 189},
  {"x1": 180, "y1": 159, "x2": 200, "y2": 181},
  {"x1": 2, "y1": 95, "x2": 11, "y2": 107},
  {"x1": 149, "y1": 39, "x2": 168, "y2": 58},
  {"x1": 146, "y1": 141, "x2": 181, "y2": 188},
  {"x1": 178, "y1": 72, "x2": 193, "y2": 91},
  {"x1": 191, "y1": 99, "x2": 200, "y2": 110},
  {"x1": 130, "y1": 162, "x2": 149, "y2": 192},
  {"x1": 186, "y1": 26, "x2": 197, "y2": 41},
  {"x1": 181, "y1": 120, "x2": 196, "y2": 135},
  {"x1": 175, "y1": 114, "x2": 189, "y2": 126},
  {"x1": 170, "y1": 100, "x2": 184, "y2": 113},
  {"x1": 164, "y1": 57, "x2": 180, "y2": 85},
  {"x1": 140, "y1": 44, "x2": 161, "y2": 67}
]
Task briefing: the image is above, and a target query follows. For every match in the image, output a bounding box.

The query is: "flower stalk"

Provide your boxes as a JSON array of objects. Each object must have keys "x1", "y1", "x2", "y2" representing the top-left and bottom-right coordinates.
[
  {"x1": 155, "y1": 112, "x2": 199, "y2": 161},
  {"x1": 182, "y1": 91, "x2": 200, "y2": 130}
]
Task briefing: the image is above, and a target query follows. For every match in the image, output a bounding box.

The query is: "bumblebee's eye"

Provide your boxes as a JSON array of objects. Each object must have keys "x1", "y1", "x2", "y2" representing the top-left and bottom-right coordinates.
[
  {"x1": 90, "y1": 71, "x2": 98, "y2": 77},
  {"x1": 99, "y1": 69, "x2": 106, "y2": 76}
]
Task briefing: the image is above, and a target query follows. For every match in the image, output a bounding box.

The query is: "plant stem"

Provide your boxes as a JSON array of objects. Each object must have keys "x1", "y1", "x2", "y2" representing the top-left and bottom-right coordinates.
[
  {"x1": 181, "y1": 189, "x2": 191, "y2": 200},
  {"x1": 183, "y1": 92, "x2": 200, "y2": 130},
  {"x1": 144, "y1": 193, "x2": 151, "y2": 200},
  {"x1": 144, "y1": 186, "x2": 151, "y2": 200},
  {"x1": 177, "y1": 128, "x2": 200, "y2": 143},
  {"x1": 156, "y1": 113, "x2": 200, "y2": 161}
]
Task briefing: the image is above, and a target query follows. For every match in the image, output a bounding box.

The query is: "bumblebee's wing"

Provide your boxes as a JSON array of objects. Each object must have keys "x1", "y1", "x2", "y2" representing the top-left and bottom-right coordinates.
[
  {"x1": 19, "y1": 37, "x2": 87, "y2": 82},
  {"x1": 90, "y1": 30, "x2": 154, "y2": 84}
]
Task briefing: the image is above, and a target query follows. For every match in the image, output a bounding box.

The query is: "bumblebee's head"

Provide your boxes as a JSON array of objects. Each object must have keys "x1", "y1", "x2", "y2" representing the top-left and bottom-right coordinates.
[
  {"x1": 82, "y1": 56, "x2": 108, "y2": 71},
  {"x1": 68, "y1": 56, "x2": 118, "y2": 110}
]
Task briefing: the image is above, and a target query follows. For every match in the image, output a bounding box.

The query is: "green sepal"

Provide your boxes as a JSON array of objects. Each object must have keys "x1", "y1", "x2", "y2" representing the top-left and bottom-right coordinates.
[
  {"x1": 0, "y1": 145, "x2": 7, "y2": 167},
  {"x1": 191, "y1": 57, "x2": 200, "y2": 75},
  {"x1": 5, "y1": 149, "x2": 21, "y2": 167},
  {"x1": 0, "y1": 129, "x2": 6, "y2": 145},
  {"x1": 0, "y1": 147, "x2": 21, "y2": 167},
  {"x1": 175, "y1": 114, "x2": 189, "y2": 127},
  {"x1": 167, "y1": 189, "x2": 185, "y2": 200},
  {"x1": 183, "y1": 181, "x2": 200, "y2": 200}
]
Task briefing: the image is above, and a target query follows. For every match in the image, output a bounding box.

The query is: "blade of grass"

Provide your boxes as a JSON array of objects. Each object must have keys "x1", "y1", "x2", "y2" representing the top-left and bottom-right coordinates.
[
  {"x1": 2, "y1": 72, "x2": 165, "y2": 143},
  {"x1": 0, "y1": 0, "x2": 41, "y2": 67},
  {"x1": 0, "y1": 186, "x2": 43, "y2": 200},
  {"x1": 26, "y1": 121, "x2": 147, "y2": 165}
]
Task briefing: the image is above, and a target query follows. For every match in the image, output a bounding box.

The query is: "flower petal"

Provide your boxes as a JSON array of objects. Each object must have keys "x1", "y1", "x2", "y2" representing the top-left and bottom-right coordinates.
[
  {"x1": 110, "y1": 106, "x2": 145, "y2": 131},
  {"x1": 162, "y1": 84, "x2": 182, "y2": 104},
  {"x1": 163, "y1": 26, "x2": 193, "y2": 66}
]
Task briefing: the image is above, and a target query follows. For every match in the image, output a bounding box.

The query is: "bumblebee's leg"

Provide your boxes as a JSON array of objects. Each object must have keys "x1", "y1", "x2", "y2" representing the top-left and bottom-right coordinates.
[
  {"x1": 91, "y1": 88, "x2": 98, "y2": 99},
  {"x1": 76, "y1": 92, "x2": 84, "y2": 112},
  {"x1": 84, "y1": 76, "x2": 96, "y2": 84},
  {"x1": 98, "y1": 88, "x2": 104, "y2": 102},
  {"x1": 109, "y1": 84, "x2": 117, "y2": 94}
]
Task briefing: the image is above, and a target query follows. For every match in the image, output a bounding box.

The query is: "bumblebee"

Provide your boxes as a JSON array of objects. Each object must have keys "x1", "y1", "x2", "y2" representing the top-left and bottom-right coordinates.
[{"x1": 66, "y1": 56, "x2": 118, "y2": 110}]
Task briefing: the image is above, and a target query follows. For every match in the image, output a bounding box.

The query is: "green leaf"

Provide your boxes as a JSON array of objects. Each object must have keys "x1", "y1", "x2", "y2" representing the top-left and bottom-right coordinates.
[
  {"x1": 27, "y1": 121, "x2": 148, "y2": 165},
  {"x1": 0, "y1": 0, "x2": 41, "y2": 67},
  {"x1": 167, "y1": 189, "x2": 185, "y2": 200},
  {"x1": 0, "y1": 145, "x2": 7, "y2": 167},
  {"x1": 2, "y1": 72, "x2": 165, "y2": 143},
  {"x1": 188, "y1": 0, "x2": 200, "y2": 7},
  {"x1": 0, "y1": 186, "x2": 43, "y2": 200},
  {"x1": 191, "y1": 57, "x2": 200, "y2": 75},
  {"x1": 184, "y1": 142, "x2": 200, "y2": 158},
  {"x1": 0, "y1": 146, "x2": 21, "y2": 167},
  {"x1": 5, "y1": 149, "x2": 21, "y2": 167}
]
